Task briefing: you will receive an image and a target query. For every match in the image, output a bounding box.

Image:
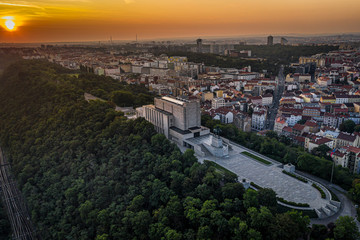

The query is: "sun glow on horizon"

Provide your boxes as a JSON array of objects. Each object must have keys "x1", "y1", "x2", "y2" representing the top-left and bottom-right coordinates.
[
  {"x1": 2, "y1": 16, "x2": 16, "y2": 31},
  {"x1": 0, "y1": 0, "x2": 360, "y2": 42}
]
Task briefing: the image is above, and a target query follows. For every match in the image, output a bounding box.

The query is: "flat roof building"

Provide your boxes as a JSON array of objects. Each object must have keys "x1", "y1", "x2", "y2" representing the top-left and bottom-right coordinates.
[
  {"x1": 140, "y1": 96, "x2": 228, "y2": 157},
  {"x1": 141, "y1": 96, "x2": 208, "y2": 145}
]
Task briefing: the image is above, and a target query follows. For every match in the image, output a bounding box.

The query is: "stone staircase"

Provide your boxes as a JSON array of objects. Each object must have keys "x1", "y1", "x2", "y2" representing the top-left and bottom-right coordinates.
[
  {"x1": 316, "y1": 200, "x2": 341, "y2": 218},
  {"x1": 200, "y1": 144, "x2": 212, "y2": 157},
  {"x1": 290, "y1": 171, "x2": 342, "y2": 219}
]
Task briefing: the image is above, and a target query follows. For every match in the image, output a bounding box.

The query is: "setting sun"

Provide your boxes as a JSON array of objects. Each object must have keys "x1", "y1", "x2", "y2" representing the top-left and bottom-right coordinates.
[
  {"x1": 2, "y1": 16, "x2": 16, "y2": 31},
  {"x1": 5, "y1": 19, "x2": 15, "y2": 30}
]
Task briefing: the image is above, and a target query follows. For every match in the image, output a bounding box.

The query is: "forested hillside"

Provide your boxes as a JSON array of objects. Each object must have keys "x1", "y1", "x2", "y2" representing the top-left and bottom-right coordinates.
[
  {"x1": 0, "y1": 53, "x2": 21, "y2": 75},
  {"x1": 0, "y1": 60, "x2": 355, "y2": 239}
]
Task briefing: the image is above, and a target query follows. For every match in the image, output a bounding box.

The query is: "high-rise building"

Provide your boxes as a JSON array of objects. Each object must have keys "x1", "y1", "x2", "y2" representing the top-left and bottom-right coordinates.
[
  {"x1": 196, "y1": 38, "x2": 203, "y2": 53},
  {"x1": 267, "y1": 35, "x2": 273, "y2": 46},
  {"x1": 138, "y1": 96, "x2": 228, "y2": 157},
  {"x1": 140, "y1": 96, "x2": 209, "y2": 145}
]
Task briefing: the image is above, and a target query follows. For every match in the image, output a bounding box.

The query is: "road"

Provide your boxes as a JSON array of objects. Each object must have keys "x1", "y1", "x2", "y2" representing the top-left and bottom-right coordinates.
[{"x1": 266, "y1": 65, "x2": 285, "y2": 130}]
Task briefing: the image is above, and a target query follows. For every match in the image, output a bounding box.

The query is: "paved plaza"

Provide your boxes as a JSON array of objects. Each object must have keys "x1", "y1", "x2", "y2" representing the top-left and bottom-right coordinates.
[{"x1": 196, "y1": 140, "x2": 330, "y2": 210}]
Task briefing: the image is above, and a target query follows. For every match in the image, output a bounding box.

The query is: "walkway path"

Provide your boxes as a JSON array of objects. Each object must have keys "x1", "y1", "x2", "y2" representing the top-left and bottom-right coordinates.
[{"x1": 197, "y1": 141, "x2": 329, "y2": 210}]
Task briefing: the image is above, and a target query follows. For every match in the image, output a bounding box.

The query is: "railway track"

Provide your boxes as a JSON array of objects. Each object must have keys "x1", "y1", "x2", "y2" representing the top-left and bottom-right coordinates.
[{"x1": 0, "y1": 148, "x2": 39, "y2": 240}]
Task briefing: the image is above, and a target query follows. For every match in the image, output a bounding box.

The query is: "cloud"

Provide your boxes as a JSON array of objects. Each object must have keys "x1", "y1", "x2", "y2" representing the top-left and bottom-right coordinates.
[
  {"x1": 0, "y1": 2, "x2": 43, "y2": 9},
  {"x1": 0, "y1": 3, "x2": 47, "y2": 19},
  {"x1": 0, "y1": 1, "x2": 95, "y2": 20}
]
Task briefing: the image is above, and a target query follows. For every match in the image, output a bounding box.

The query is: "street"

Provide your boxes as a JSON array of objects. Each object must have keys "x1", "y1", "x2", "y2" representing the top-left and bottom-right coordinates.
[{"x1": 266, "y1": 65, "x2": 285, "y2": 130}]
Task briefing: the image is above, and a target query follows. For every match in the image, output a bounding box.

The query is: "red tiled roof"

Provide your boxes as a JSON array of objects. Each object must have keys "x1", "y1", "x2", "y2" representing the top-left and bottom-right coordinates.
[
  {"x1": 303, "y1": 107, "x2": 321, "y2": 110},
  {"x1": 337, "y1": 132, "x2": 357, "y2": 142},
  {"x1": 342, "y1": 145, "x2": 360, "y2": 154},
  {"x1": 276, "y1": 117, "x2": 286, "y2": 124},
  {"x1": 282, "y1": 126, "x2": 293, "y2": 133},
  {"x1": 313, "y1": 137, "x2": 332, "y2": 145},
  {"x1": 248, "y1": 95, "x2": 262, "y2": 100},
  {"x1": 305, "y1": 120, "x2": 318, "y2": 127},
  {"x1": 294, "y1": 136, "x2": 305, "y2": 143},
  {"x1": 321, "y1": 96, "x2": 336, "y2": 100},
  {"x1": 332, "y1": 150, "x2": 345, "y2": 158},
  {"x1": 293, "y1": 124, "x2": 305, "y2": 131}
]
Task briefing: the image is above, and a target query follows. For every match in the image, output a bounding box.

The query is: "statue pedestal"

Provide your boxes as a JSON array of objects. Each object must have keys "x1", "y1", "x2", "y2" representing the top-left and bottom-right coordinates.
[{"x1": 211, "y1": 136, "x2": 223, "y2": 148}]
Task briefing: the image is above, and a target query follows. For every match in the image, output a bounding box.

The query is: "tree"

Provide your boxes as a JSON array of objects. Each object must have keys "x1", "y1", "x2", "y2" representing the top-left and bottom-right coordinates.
[
  {"x1": 284, "y1": 149, "x2": 298, "y2": 164},
  {"x1": 311, "y1": 144, "x2": 331, "y2": 158},
  {"x1": 210, "y1": 210, "x2": 229, "y2": 237},
  {"x1": 95, "y1": 234, "x2": 109, "y2": 240},
  {"x1": 354, "y1": 125, "x2": 360, "y2": 133},
  {"x1": 79, "y1": 200, "x2": 94, "y2": 224},
  {"x1": 339, "y1": 120, "x2": 356, "y2": 133},
  {"x1": 279, "y1": 135, "x2": 292, "y2": 145},
  {"x1": 260, "y1": 139, "x2": 275, "y2": 155},
  {"x1": 183, "y1": 197, "x2": 202, "y2": 226},
  {"x1": 297, "y1": 119, "x2": 306, "y2": 125},
  {"x1": 202, "y1": 170, "x2": 222, "y2": 187},
  {"x1": 111, "y1": 90, "x2": 135, "y2": 107},
  {"x1": 197, "y1": 225, "x2": 212, "y2": 240},
  {"x1": 164, "y1": 229, "x2": 182, "y2": 240},
  {"x1": 258, "y1": 188, "x2": 277, "y2": 209},
  {"x1": 247, "y1": 206, "x2": 274, "y2": 233},
  {"x1": 247, "y1": 229, "x2": 262, "y2": 240},
  {"x1": 243, "y1": 189, "x2": 259, "y2": 209},
  {"x1": 201, "y1": 114, "x2": 212, "y2": 126},
  {"x1": 270, "y1": 210, "x2": 309, "y2": 240},
  {"x1": 265, "y1": 131, "x2": 278, "y2": 139},
  {"x1": 297, "y1": 154, "x2": 316, "y2": 172},
  {"x1": 221, "y1": 182, "x2": 245, "y2": 200},
  {"x1": 232, "y1": 219, "x2": 248, "y2": 239},
  {"x1": 131, "y1": 210, "x2": 152, "y2": 239},
  {"x1": 350, "y1": 179, "x2": 360, "y2": 203},
  {"x1": 128, "y1": 195, "x2": 145, "y2": 211},
  {"x1": 310, "y1": 224, "x2": 329, "y2": 240},
  {"x1": 334, "y1": 216, "x2": 360, "y2": 240}
]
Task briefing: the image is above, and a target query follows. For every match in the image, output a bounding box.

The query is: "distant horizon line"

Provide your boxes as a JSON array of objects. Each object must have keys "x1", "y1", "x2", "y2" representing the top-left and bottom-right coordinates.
[{"x1": 1, "y1": 31, "x2": 360, "y2": 45}]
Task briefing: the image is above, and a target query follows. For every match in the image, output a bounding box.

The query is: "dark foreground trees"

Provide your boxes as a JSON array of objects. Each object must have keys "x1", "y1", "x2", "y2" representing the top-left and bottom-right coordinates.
[{"x1": 334, "y1": 216, "x2": 360, "y2": 240}]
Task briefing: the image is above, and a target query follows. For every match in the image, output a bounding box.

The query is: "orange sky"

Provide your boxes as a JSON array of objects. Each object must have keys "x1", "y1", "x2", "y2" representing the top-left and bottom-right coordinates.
[{"x1": 0, "y1": 0, "x2": 359, "y2": 43}]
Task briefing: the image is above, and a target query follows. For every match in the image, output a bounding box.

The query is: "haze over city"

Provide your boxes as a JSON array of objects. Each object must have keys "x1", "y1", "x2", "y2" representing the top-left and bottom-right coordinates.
[{"x1": 0, "y1": 0, "x2": 360, "y2": 42}]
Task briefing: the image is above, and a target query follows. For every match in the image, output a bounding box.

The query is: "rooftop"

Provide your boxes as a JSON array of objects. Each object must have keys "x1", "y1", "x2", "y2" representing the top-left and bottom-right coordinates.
[
  {"x1": 162, "y1": 96, "x2": 186, "y2": 106},
  {"x1": 337, "y1": 132, "x2": 357, "y2": 142},
  {"x1": 170, "y1": 126, "x2": 191, "y2": 135}
]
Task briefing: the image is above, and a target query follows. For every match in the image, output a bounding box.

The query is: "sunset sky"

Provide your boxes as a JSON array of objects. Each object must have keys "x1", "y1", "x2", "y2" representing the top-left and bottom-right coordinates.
[{"x1": 0, "y1": 0, "x2": 359, "y2": 43}]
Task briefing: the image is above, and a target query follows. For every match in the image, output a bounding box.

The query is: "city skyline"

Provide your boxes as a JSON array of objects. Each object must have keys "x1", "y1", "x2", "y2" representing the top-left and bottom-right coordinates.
[{"x1": 0, "y1": 0, "x2": 359, "y2": 43}]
